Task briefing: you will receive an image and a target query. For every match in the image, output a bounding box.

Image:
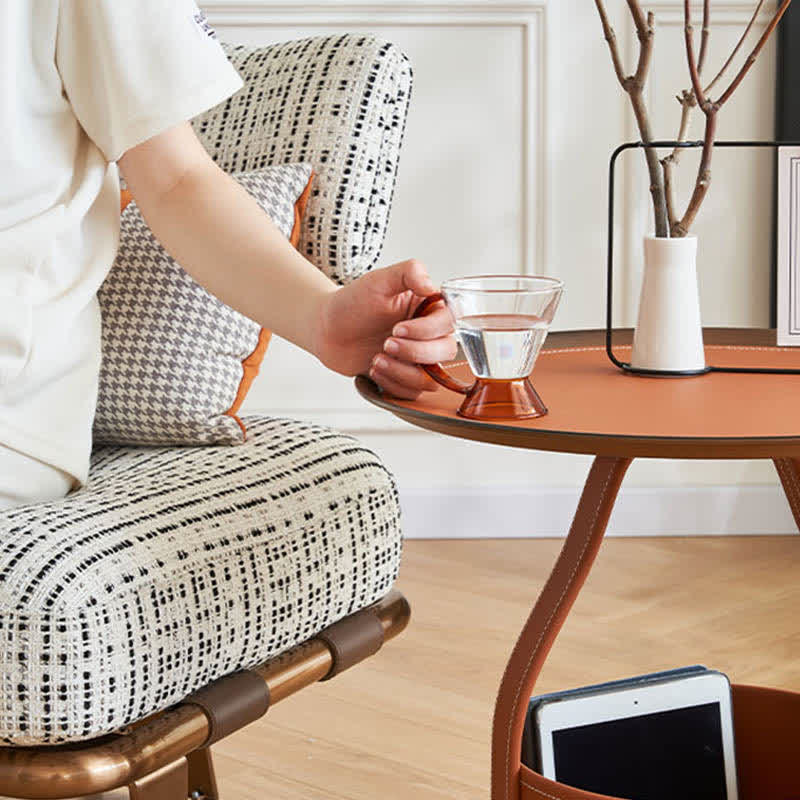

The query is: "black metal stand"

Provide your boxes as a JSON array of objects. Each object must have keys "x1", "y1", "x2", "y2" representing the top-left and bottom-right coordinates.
[{"x1": 606, "y1": 139, "x2": 800, "y2": 376}]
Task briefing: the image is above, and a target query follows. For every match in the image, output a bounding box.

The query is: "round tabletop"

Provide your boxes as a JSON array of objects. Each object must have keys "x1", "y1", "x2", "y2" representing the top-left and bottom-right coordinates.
[{"x1": 355, "y1": 328, "x2": 800, "y2": 459}]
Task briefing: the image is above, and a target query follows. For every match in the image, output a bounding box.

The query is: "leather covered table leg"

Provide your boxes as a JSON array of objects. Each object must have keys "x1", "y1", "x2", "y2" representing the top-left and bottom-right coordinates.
[
  {"x1": 491, "y1": 456, "x2": 632, "y2": 800},
  {"x1": 774, "y1": 458, "x2": 800, "y2": 531}
]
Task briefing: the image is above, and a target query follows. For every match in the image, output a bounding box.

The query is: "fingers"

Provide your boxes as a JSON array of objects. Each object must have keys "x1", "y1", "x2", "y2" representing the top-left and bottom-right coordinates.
[
  {"x1": 393, "y1": 304, "x2": 453, "y2": 341},
  {"x1": 383, "y1": 333, "x2": 458, "y2": 364},
  {"x1": 371, "y1": 371, "x2": 424, "y2": 401},
  {"x1": 373, "y1": 259, "x2": 436, "y2": 298},
  {"x1": 370, "y1": 354, "x2": 440, "y2": 395}
]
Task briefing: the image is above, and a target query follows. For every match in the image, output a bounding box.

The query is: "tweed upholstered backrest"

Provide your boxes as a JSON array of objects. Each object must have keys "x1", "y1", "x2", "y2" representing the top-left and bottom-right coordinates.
[{"x1": 192, "y1": 34, "x2": 413, "y2": 285}]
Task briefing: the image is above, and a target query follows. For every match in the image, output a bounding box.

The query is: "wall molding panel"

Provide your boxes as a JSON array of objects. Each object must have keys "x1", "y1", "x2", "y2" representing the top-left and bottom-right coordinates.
[
  {"x1": 205, "y1": 0, "x2": 547, "y2": 277},
  {"x1": 400, "y1": 483, "x2": 798, "y2": 538}
]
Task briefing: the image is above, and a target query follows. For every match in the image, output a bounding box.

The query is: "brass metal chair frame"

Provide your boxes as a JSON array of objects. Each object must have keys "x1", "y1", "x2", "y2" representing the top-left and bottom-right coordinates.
[{"x1": 0, "y1": 591, "x2": 409, "y2": 800}]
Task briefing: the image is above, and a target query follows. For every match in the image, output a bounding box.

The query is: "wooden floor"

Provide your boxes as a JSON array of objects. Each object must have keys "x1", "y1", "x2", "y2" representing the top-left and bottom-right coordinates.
[{"x1": 54, "y1": 536, "x2": 800, "y2": 799}]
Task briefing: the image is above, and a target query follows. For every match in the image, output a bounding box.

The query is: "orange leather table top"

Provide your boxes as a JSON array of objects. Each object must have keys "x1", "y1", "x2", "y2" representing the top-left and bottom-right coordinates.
[{"x1": 356, "y1": 329, "x2": 800, "y2": 459}]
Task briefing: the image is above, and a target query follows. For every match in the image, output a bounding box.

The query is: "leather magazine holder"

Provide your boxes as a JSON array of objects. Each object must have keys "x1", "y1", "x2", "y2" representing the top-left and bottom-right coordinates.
[{"x1": 491, "y1": 457, "x2": 800, "y2": 800}]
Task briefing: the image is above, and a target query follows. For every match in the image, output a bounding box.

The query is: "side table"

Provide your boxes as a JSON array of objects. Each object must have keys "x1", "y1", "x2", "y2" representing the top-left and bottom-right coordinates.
[{"x1": 356, "y1": 328, "x2": 800, "y2": 800}]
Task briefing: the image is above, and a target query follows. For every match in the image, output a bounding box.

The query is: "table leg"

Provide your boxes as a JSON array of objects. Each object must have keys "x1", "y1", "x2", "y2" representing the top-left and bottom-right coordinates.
[
  {"x1": 774, "y1": 458, "x2": 800, "y2": 532},
  {"x1": 490, "y1": 455, "x2": 632, "y2": 800}
]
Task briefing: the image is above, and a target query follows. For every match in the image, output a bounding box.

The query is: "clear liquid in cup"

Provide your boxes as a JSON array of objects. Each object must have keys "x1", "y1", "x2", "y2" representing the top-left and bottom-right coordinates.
[{"x1": 457, "y1": 314, "x2": 549, "y2": 380}]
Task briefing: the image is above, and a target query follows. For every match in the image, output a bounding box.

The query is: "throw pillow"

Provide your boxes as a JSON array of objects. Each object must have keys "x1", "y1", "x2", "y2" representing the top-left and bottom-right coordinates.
[{"x1": 93, "y1": 163, "x2": 313, "y2": 446}]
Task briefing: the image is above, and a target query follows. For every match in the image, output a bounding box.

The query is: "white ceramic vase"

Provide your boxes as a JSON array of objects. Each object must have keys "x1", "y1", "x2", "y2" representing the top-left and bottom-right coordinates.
[{"x1": 630, "y1": 235, "x2": 706, "y2": 373}]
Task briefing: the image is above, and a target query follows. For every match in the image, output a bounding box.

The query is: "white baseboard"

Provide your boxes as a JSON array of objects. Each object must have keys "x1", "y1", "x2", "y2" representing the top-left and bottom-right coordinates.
[{"x1": 398, "y1": 485, "x2": 798, "y2": 538}]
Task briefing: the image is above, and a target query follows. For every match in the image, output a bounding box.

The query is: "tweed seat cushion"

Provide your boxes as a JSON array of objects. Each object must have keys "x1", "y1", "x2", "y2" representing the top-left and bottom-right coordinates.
[{"x1": 0, "y1": 416, "x2": 401, "y2": 745}]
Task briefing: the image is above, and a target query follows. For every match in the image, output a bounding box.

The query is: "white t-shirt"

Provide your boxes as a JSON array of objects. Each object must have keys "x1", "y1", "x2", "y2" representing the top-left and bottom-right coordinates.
[{"x1": 0, "y1": 1, "x2": 243, "y2": 487}]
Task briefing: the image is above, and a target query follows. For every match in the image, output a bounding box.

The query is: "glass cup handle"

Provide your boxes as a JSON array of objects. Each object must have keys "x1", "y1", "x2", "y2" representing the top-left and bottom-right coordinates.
[{"x1": 411, "y1": 293, "x2": 473, "y2": 395}]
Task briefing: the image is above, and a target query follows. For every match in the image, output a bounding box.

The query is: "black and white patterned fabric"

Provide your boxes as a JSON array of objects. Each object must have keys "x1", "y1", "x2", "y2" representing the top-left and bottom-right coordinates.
[
  {"x1": 0, "y1": 416, "x2": 402, "y2": 744},
  {"x1": 0, "y1": 35, "x2": 413, "y2": 746},
  {"x1": 192, "y1": 35, "x2": 413, "y2": 285},
  {"x1": 94, "y1": 164, "x2": 312, "y2": 446}
]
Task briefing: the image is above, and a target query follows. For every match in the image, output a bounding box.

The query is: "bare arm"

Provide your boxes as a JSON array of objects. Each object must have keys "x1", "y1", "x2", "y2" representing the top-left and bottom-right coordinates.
[
  {"x1": 118, "y1": 122, "x2": 456, "y2": 398},
  {"x1": 118, "y1": 122, "x2": 337, "y2": 355}
]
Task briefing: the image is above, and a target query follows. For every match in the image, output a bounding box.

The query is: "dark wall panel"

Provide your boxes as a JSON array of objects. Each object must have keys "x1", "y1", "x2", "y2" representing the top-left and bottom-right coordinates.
[
  {"x1": 777, "y1": 2, "x2": 800, "y2": 140},
  {"x1": 774, "y1": 5, "x2": 800, "y2": 324}
]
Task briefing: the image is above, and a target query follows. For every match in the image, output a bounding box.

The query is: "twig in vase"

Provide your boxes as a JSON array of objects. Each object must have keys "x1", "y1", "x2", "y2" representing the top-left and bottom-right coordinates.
[
  {"x1": 594, "y1": 0, "x2": 669, "y2": 237},
  {"x1": 595, "y1": 0, "x2": 792, "y2": 238},
  {"x1": 704, "y1": 0, "x2": 765, "y2": 96},
  {"x1": 661, "y1": 0, "x2": 707, "y2": 233},
  {"x1": 697, "y1": 0, "x2": 711, "y2": 74},
  {"x1": 672, "y1": 0, "x2": 793, "y2": 237},
  {"x1": 662, "y1": 0, "x2": 768, "y2": 233}
]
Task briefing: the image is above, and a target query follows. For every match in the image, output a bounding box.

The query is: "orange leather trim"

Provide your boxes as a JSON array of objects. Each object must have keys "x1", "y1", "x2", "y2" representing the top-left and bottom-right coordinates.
[
  {"x1": 224, "y1": 329, "x2": 272, "y2": 439},
  {"x1": 120, "y1": 189, "x2": 133, "y2": 213},
  {"x1": 223, "y1": 171, "x2": 315, "y2": 439},
  {"x1": 291, "y1": 172, "x2": 315, "y2": 248}
]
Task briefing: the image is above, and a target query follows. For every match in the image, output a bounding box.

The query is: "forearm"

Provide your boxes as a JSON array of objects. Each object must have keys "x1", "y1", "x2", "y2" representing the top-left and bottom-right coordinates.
[
  {"x1": 117, "y1": 123, "x2": 453, "y2": 396},
  {"x1": 130, "y1": 159, "x2": 337, "y2": 354}
]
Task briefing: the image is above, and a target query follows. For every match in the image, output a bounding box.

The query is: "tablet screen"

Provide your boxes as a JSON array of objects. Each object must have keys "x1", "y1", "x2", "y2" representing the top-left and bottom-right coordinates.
[{"x1": 550, "y1": 702, "x2": 727, "y2": 799}]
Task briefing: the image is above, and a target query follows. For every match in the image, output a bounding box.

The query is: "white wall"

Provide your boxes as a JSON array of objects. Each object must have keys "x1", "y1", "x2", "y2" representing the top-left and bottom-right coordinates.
[{"x1": 203, "y1": 1, "x2": 794, "y2": 537}]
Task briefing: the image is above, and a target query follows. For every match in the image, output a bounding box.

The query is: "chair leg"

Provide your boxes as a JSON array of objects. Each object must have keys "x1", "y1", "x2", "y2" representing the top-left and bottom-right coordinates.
[
  {"x1": 774, "y1": 458, "x2": 800, "y2": 531},
  {"x1": 128, "y1": 758, "x2": 188, "y2": 800},
  {"x1": 187, "y1": 748, "x2": 220, "y2": 799}
]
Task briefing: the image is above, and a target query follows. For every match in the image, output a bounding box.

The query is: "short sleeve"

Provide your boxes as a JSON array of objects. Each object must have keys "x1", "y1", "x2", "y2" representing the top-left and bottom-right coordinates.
[{"x1": 56, "y1": 1, "x2": 243, "y2": 162}]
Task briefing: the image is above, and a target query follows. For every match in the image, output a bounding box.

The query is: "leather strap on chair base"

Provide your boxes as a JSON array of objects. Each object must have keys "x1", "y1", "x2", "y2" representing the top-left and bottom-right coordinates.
[
  {"x1": 318, "y1": 608, "x2": 385, "y2": 680},
  {"x1": 185, "y1": 670, "x2": 270, "y2": 747}
]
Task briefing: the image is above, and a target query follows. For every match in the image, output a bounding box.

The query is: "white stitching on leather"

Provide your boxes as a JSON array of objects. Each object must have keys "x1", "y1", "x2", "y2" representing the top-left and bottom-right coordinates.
[
  {"x1": 449, "y1": 344, "x2": 793, "y2": 369},
  {"x1": 499, "y1": 461, "x2": 619, "y2": 800},
  {"x1": 452, "y1": 344, "x2": 794, "y2": 363},
  {"x1": 520, "y1": 780, "x2": 566, "y2": 799},
  {"x1": 538, "y1": 345, "x2": 796, "y2": 356}
]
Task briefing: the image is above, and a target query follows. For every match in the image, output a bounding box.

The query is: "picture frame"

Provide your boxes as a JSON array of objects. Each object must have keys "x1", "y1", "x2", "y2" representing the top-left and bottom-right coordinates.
[
  {"x1": 777, "y1": 146, "x2": 800, "y2": 346},
  {"x1": 776, "y1": 4, "x2": 800, "y2": 344}
]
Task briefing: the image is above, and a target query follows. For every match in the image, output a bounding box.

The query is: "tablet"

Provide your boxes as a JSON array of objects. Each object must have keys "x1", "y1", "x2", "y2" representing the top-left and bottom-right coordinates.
[{"x1": 534, "y1": 670, "x2": 738, "y2": 800}]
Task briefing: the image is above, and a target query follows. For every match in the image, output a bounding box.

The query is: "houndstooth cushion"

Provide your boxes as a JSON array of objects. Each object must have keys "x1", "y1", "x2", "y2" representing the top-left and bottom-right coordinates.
[
  {"x1": 94, "y1": 164, "x2": 312, "y2": 446},
  {"x1": 0, "y1": 416, "x2": 401, "y2": 745},
  {"x1": 192, "y1": 35, "x2": 413, "y2": 285}
]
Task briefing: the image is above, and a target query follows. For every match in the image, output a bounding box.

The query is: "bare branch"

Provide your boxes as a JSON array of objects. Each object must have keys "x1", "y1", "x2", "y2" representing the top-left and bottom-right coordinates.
[
  {"x1": 698, "y1": 0, "x2": 711, "y2": 74},
  {"x1": 660, "y1": 90, "x2": 696, "y2": 216},
  {"x1": 704, "y1": 0, "x2": 765, "y2": 95},
  {"x1": 663, "y1": 159, "x2": 678, "y2": 232},
  {"x1": 662, "y1": 90, "x2": 696, "y2": 165},
  {"x1": 634, "y1": 11, "x2": 656, "y2": 86},
  {"x1": 673, "y1": 113, "x2": 718, "y2": 237},
  {"x1": 665, "y1": 0, "x2": 763, "y2": 232},
  {"x1": 628, "y1": 89, "x2": 669, "y2": 237},
  {"x1": 674, "y1": 0, "x2": 794, "y2": 237},
  {"x1": 684, "y1": 0, "x2": 710, "y2": 110},
  {"x1": 594, "y1": 0, "x2": 668, "y2": 235},
  {"x1": 593, "y1": 0, "x2": 627, "y2": 86},
  {"x1": 625, "y1": 0, "x2": 649, "y2": 33},
  {"x1": 716, "y1": 0, "x2": 793, "y2": 107}
]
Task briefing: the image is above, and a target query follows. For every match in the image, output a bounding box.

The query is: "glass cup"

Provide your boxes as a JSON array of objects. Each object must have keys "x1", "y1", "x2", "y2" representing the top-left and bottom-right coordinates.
[{"x1": 413, "y1": 275, "x2": 564, "y2": 420}]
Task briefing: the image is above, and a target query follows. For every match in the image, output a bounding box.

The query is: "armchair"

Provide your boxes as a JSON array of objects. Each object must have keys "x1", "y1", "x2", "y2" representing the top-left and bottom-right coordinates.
[{"x1": 0, "y1": 33, "x2": 412, "y2": 799}]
